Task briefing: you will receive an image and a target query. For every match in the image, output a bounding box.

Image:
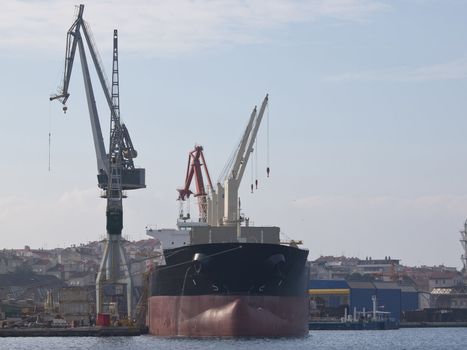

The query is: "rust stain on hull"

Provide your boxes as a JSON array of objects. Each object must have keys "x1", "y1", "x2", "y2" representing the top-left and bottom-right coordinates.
[{"x1": 147, "y1": 295, "x2": 308, "y2": 337}]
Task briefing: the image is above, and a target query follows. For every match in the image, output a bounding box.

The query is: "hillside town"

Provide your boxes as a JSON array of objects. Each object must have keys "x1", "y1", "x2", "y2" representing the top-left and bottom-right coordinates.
[
  {"x1": 0, "y1": 238, "x2": 161, "y2": 327},
  {"x1": 1, "y1": 235, "x2": 466, "y2": 328}
]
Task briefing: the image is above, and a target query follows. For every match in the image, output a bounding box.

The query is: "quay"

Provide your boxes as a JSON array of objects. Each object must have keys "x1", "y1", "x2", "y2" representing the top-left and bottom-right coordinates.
[
  {"x1": 400, "y1": 322, "x2": 467, "y2": 328},
  {"x1": 0, "y1": 326, "x2": 146, "y2": 337}
]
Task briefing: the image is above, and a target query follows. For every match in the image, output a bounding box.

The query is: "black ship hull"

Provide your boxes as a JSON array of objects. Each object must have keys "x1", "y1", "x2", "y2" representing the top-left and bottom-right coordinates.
[{"x1": 148, "y1": 242, "x2": 309, "y2": 337}]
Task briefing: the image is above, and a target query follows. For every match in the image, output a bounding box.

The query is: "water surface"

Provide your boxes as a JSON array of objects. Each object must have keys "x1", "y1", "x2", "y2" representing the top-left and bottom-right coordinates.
[{"x1": 1, "y1": 328, "x2": 466, "y2": 350}]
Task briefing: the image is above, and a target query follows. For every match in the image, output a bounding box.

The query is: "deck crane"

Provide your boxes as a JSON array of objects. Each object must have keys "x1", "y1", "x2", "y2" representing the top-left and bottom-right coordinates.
[
  {"x1": 50, "y1": 4, "x2": 145, "y2": 320},
  {"x1": 207, "y1": 95, "x2": 269, "y2": 237},
  {"x1": 177, "y1": 145, "x2": 214, "y2": 223}
]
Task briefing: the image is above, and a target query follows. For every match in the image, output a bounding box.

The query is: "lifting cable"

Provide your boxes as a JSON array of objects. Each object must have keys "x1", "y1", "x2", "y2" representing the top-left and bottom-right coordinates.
[
  {"x1": 266, "y1": 101, "x2": 270, "y2": 177},
  {"x1": 48, "y1": 100, "x2": 52, "y2": 172},
  {"x1": 250, "y1": 147, "x2": 254, "y2": 193},
  {"x1": 255, "y1": 137, "x2": 258, "y2": 189}
]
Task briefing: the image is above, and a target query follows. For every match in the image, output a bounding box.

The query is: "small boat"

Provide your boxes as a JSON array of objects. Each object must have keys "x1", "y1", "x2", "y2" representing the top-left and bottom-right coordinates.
[{"x1": 309, "y1": 296, "x2": 400, "y2": 330}]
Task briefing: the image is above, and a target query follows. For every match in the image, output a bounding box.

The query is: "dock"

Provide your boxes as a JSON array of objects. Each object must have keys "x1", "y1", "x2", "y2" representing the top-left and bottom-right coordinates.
[
  {"x1": 0, "y1": 326, "x2": 146, "y2": 337},
  {"x1": 400, "y1": 322, "x2": 467, "y2": 328}
]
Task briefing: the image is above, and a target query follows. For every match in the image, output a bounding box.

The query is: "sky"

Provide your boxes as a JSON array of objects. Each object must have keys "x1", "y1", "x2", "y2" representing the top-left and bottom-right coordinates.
[{"x1": 1, "y1": 0, "x2": 467, "y2": 268}]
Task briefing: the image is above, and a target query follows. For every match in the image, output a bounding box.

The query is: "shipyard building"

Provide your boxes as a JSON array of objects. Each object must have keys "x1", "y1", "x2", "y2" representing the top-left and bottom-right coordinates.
[{"x1": 308, "y1": 279, "x2": 418, "y2": 322}]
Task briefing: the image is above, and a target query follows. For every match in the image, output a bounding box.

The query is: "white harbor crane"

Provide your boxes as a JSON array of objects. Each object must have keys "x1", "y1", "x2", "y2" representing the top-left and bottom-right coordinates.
[
  {"x1": 50, "y1": 4, "x2": 145, "y2": 320},
  {"x1": 207, "y1": 95, "x2": 268, "y2": 238}
]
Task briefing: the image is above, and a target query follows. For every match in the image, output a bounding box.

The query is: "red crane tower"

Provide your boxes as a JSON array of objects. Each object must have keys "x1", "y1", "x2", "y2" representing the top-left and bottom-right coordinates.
[{"x1": 177, "y1": 145, "x2": 214, "y2": 223}]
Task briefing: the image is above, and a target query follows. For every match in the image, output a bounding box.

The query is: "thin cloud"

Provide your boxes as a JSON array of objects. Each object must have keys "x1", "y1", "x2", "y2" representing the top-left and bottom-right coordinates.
[
  {"x1": 326, "y1": 58, "x2": 467, "y2": 82},
  {"x1": 291, "y1": 194, "x2": 466, "y2": 267},
  {"x1": 293, "y1": 194, "x2": 467, "y2": 212},
  {"x1": 0, "y1": 189, "x2": 105, "y2": 249},
  {"x1": 0, "y1": 0, "x2": 389, "y2": 56}
]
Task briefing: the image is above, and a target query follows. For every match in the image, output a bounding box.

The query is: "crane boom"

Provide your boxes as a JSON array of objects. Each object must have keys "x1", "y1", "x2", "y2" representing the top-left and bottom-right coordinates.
[
  {"x1": 177, "y1": 146, "x2": 214, "y2": 222},
  {"x1": 230, "y1": 107, "x2": 257, "y2": 182},
  {"x1": 50, "y1": 4, "x2": 145, "y2": 191},
  {"x1": 222, "y1": 94, "x2": 268, "y2": 227},
  {"x1": 50, "y1": 5, "x2": 107, "y2": 173},
  {"x1": 235, "y1": 95, "x2": 268, "y2": 183},
  {"x1": 76, "y1": 32, "x2": 108, "y2": 173},
  {"x1": 81, "y1": 21, "x2": 115, "y2": 119},
  {"x1": 52, "y1": 6, "x2": 83, "y2": 105},
  {"x1": 206, "y1": 95, "x2": 269, "y2": 227}
]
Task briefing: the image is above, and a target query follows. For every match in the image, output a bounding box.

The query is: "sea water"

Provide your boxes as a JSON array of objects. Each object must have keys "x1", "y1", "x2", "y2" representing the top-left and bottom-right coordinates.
[{"x1": 1, "y1": 328, "x2": 466, "y2": 350}]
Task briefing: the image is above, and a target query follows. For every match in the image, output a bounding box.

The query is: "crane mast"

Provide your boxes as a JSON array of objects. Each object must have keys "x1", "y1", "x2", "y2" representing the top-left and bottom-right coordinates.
[
  {"x1": 95, "y1": 29, "x2": 132, "y2": 319},
  {"x1": 207, "y1": 94, "x2": 268, "y2": 232},
  {"x1": 50, "y1": 4, "x2": 142, "y2": 320}
]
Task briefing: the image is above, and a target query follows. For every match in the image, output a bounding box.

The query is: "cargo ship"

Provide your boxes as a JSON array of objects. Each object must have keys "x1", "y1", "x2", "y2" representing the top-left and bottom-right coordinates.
[
  {"x1": 145, "y1": 95, "x2": 309, "y2": 337},
  {"x1": 146, "y1": 225, "x2": 309, "y2": 337}
]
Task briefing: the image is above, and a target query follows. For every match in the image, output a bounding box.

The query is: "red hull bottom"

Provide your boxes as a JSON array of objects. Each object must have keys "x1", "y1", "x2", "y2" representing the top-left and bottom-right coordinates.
[{"x1": 147, "y1": 295, "x2": 308, "y2": 337}]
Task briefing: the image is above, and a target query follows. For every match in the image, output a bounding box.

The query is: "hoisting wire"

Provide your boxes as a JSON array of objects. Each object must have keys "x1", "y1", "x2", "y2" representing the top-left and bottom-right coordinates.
[
  {"x1": 266, "y1": 101, "x2": 270, "y2": 177},
  {"x1": 187, "y1": 197, "x2": 191, "y2": 219},
  {"x1": 48, "y1": 100, "x2": 52, "y2": 172},
  {"x1": 255, "y1": 137, "x2": 258, "y2": 189},
  {"x1": 250, "y1": 147, "x2": 254, "y2": 193}
]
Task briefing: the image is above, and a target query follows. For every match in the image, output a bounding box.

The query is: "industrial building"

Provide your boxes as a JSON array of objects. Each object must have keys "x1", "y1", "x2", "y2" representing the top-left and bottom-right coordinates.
[{"x1": 308, "y1": 280, "x2": 419, "y2": 322}]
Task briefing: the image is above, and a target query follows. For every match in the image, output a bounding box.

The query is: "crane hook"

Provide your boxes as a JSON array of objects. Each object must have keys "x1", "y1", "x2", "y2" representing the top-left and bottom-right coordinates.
[
  {"x1": 251, "y1": 184, "x2": 254, "y2": 193},
  {"x1": 255, "y1": 179, "x2": 258, "y2": 189},
  {"x1": 63, "y1": 106, "x2": 68, "y2": 114},
  {"x1": 266, "y1": 167, "x2": 270, "y2": 178}
]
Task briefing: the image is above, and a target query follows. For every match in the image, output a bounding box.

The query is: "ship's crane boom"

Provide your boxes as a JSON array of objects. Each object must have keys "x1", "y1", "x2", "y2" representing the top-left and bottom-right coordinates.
[
  {"x1": 222, "y1": 94, "x2": 268, "y2": 226},
  {"x1": 230, "y1": 94, "x2": 268, "y2": 183},
  {"x1": 207, "y1": 95, "x2": 268, "y2": 227},
  {"x1": 177, "y1": 145, "x2": 214, "y2": 222}
]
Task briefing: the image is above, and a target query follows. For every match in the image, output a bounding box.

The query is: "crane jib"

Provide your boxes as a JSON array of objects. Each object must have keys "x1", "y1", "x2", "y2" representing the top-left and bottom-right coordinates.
[{"x1": 49, "y1": 4, "x2": 145, "y2": 192}]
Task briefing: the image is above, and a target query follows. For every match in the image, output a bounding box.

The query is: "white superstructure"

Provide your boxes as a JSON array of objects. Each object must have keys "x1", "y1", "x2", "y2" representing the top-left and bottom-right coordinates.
[{"x1": 146, "y1": 227, "x2": 190, "y2": 249}]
